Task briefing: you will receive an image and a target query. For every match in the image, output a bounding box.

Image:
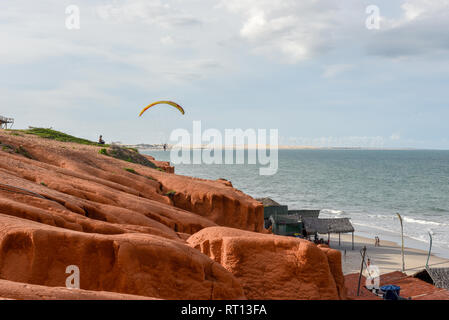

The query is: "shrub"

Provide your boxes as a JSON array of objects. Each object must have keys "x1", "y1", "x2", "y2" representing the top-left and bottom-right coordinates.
[
  {"x1": 165, "y1": 190, "x2": 176, "y2": 196},
  {"x1": 124, "y1": 168, "x2": 137, "y2": 174},
  {"x1": 99, "y1": 148, "x2": 108, "y2": 155}
]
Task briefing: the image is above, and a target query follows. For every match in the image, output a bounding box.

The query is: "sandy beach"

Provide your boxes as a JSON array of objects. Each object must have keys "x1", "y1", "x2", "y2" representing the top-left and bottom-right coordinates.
[{"x1": 328, "y1": 233, "x2": 449, "y2": 275}]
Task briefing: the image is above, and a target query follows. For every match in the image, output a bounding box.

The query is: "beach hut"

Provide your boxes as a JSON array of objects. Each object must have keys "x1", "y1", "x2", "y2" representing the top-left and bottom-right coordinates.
[
  {"x1": 256, "y1": 197, "x2": 289, "y2": 228},
  {"x1": 0, "y1": 115, "x2": 14, "y2": 129},
  {"x1": 256, "y1": 197, "x2": 281, "y2": 207},
  {"x1": 268, "y1": 214, "x2": 303, "y2": 236},
  {"x1": 302, "y1": 217, "x2": 355, "y2": 249}
]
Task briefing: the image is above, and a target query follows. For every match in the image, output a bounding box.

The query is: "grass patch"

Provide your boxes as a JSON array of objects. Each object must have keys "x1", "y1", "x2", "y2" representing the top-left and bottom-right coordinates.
[
  {"x1": 23, "y1": 128, "x2": 109, "y2": 147},
  {"x1": 107, "y1": 145, "x2": 157, "y2": 169},
  {"x1": 1, "y1": 143, "x2": 32, "y2": 159},
  {"x1": 40, "y1": 182, "x2": 47, "y2": 187},
  {"x1": 124, "y1": 168, "x2": 138, "y2": 174},
  {"x1": 0, "y1": 142, "x2": 33, "y2": 159},
  {"x1": 99, "y1": 148, "x2": 109, "y2": 156},
  {"x1": 15, "y1": 146, "x2": 33, "y2": 159},
  {"x1": 156, "y1": 168, "x2": 165, "y2": 172},
  {"x1": 126, "y1": 147, "x2": 139, "y2": 153},
  {"x1": 165, "y1": 190, "x2": 176, "y2": 196}
]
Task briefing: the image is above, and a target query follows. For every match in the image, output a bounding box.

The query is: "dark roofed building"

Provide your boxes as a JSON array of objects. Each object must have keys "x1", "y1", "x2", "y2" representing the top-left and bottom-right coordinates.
[
  {"x1": 256, "y1": 197, "x2": 281, "y2": 207},
  {"x1": 268, "y1": 214, "x2": 303, "y2": 236},
  {"x1": 288, "y1": 209, "x2": 320, "y2": 218},
  {"x1": 256, "y1": 197, "x2": 289, "y2": 228}
]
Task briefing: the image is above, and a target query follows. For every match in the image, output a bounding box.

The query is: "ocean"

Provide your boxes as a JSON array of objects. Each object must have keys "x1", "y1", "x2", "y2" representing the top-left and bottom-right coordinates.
[{"x1": 144, "y1": 149, "x2": 449, "y2": 258}]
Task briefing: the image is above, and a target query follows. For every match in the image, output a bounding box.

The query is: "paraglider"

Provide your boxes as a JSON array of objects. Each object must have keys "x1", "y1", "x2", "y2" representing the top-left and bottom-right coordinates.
[{"x1": 139, "y1": 101, "x2": 185, "y2": 117}]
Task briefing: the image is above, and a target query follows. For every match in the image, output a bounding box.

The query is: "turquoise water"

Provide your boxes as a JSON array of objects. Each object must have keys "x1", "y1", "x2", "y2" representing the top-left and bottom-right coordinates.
[{"x1": 144, "y1": 149, "x2": 449, "y2": 257}]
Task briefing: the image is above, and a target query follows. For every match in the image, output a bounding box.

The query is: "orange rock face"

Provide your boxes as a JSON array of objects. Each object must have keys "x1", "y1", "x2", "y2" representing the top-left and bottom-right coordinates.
[
  {"x1": 0, "y1": 130, "x2": 347, "y2": 300},
  {"x1": 0, "y1": 132, "x2": 254, "y2": 299},
  {"x1": 0, "y1": 214, "x2": 244, "y2": 299},
  {"x1": 0, "y1": 279, "x2": 157, "y2": 300},
  {"x1": 144, "y1": 156, "x2": 175, "y2": 173},
  {"x1": 188, "y1": 227, "x2": 347, "y2": 300},
  {"x1": 156, "y1": 174, "x2": 264, "y2": 232}
]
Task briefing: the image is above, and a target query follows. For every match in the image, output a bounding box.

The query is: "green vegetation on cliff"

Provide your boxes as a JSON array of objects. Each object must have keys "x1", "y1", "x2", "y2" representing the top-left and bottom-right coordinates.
[{"x1": 22, "y1": 128, "x2": 108, "y2": 146}]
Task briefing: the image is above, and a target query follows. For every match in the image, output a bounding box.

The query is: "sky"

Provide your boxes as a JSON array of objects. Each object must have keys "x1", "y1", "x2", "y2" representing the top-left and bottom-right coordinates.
[{"x1": 1, "y1": 0, "x2": 449, "y2": 149}]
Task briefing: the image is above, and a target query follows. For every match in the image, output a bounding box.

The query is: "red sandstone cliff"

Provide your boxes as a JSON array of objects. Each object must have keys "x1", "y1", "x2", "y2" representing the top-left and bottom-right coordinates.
[
  {"x1": 0, "y1": 130, "x2": 346, "y2": 300},
  {"x1": 187, "y1": 226, "x2": 347, "y2": 300}
]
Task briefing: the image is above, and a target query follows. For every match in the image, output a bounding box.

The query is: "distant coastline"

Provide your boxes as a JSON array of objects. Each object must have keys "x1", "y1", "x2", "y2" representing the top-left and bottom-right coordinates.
[{"x1": 118, "y1": 143, "x2": 433, "y2": 151}]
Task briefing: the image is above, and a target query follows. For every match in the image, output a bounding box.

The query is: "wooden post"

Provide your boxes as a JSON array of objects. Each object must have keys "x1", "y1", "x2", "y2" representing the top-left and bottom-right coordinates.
[
  {"x1": 352, "y1": 232, "x2": 354, "y2": 250},
  {"x1": 339, "y1": 233, "x2": 341, "y2": 246},
  {"x1": 426, "y1": 232, "x2": 433, "y2": 268},
  {"x1": 357, "y1": 246, "x2": 367, "y2": 296},
  {"x1": 396, "y1": 213, "x2": 405, "y2": 272}
]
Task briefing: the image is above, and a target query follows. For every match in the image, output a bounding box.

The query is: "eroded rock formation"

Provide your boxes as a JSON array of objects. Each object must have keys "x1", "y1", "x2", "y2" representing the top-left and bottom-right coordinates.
[
  {"x1": 188, "y1": 227, "x2": 347, "y2": 300},
  {"x1": 0, "y1": 130, "x2": 346, "y2": 300}
]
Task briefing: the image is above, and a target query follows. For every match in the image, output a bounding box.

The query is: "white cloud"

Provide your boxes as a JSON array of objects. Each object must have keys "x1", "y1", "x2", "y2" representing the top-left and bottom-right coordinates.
[
  {"x1": 95, "y1": 0, "x2": 201, "y2": 27},
  {"x1": 219, "y1": 0, "x2": 343, "y2": 62},
  {"x1": 401, "y1": 0, "x2": 449, "y2": 21},
  {"x1": 160, "y1": 35, "x2": 174, "y2": 45},
  {"x1": 365, "y1": 0, "x2": 449, "y2": 57}
]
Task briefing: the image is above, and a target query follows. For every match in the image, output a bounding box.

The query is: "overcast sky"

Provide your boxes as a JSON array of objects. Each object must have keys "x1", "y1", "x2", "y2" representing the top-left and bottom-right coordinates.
[{"x1": 1, "y1": 0, "x2": 449, "y2": 148}]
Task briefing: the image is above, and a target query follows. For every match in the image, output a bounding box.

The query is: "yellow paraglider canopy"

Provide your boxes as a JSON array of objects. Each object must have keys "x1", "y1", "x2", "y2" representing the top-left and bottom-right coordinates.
[{"x1": 139, "y1": 101, "x2": 185, "y2": 117}]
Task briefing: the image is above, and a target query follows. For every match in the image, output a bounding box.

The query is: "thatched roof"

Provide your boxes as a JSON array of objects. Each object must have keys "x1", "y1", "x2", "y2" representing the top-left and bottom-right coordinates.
[
  {"x1": 256, "y1": 197, "x2": 281, "y2": 207},
  {"x1": 426, "y1": 267, "x2": 449, "y2": 290},
  {"x1": 302, "y1": 217, "x2": 354, "y2": 234}
]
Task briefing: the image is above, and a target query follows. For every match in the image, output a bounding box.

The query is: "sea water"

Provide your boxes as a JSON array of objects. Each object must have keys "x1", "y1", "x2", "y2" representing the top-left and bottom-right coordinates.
[{"x1": 144, "y1": 149, "x2": 449, "y2": 258}]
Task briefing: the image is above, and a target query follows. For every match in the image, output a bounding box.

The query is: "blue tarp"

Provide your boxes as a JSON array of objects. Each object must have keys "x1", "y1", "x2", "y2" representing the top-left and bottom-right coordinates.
[{"x1": 380, "y1": 285, "x2": 401, "y2": 300}]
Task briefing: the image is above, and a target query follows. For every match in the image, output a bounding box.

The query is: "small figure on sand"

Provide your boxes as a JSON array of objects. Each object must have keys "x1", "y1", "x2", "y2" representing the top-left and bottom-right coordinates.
[
  {"x1": 374, "y1": 236, "x2": 380, "y2": 247},
  {"x1": 163, "y1": 143, "x2": 167, "y2": 151},
  {"x1": 98, "y1": 135, "x2": 105, "y2": 145}
]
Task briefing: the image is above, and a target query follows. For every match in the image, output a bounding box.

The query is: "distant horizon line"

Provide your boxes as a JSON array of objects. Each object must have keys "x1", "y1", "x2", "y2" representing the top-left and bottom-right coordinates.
[{"x1": 116, "y1": 143, "x2": 449, "y2": 151}]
